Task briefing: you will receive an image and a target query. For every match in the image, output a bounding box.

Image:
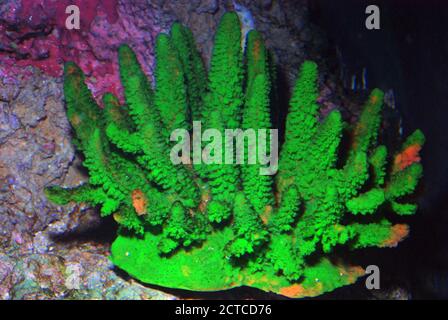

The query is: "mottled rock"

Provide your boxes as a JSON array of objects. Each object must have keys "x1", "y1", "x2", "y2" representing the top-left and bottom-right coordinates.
[
  {"x1": 0, "y1": 0, "x2": 163, "y2": 102},
  {"x1": 197, "y1": 0, "x2": 220, "y2": 14},
  {"x1": 0, "y1": 244, "x2": 175, "y2": 300},
  {"x1": 0, "y1": 68, "x2": 94, "y2": 252},
  {"x1": 159, "y1": 0, "x2": 324, "y2": 87}
]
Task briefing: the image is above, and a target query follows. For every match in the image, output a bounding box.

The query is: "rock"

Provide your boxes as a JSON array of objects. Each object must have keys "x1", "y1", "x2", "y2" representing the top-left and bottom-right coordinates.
[
  {"x1": 197, "y1": 0, "x2": 219, "y2": 14},
  {"x1": 0, "y1": 245, "x2": 176, "y2": 299},
  {"x1": 0, "y1": 68, "x2": 94, "y2": 252},
  {"x1": 261, "y1": 0, "x2": 272, "y2": 10}
]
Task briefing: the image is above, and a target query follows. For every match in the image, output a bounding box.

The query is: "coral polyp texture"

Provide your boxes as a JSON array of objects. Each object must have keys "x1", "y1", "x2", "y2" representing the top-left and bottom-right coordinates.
[{"x1": 45, "y1": 12, "x2": 425, "y2": 298}]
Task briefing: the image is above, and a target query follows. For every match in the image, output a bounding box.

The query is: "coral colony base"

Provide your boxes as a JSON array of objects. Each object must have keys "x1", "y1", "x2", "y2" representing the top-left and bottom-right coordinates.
[{"x1": 45, "y1": 12, "x2": 425, "y2": 298}]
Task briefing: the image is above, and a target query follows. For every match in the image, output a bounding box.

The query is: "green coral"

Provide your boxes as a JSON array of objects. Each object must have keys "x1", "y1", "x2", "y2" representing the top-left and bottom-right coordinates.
[
  {"x1": 346, "y1": 188, "x2": 385, "y2": 215},
  {"x1": 198, "y1": 12, "x2": 244, "y2": 217},
  {"x1": 46, "y1": 12, "x2": 425, "y2": 298},
  {"x1": 154, "y1": 33, "x2": 189, "y2": 135},
  {"x1": 171, "y1": 23, "x2": 207, "y2": 122}
]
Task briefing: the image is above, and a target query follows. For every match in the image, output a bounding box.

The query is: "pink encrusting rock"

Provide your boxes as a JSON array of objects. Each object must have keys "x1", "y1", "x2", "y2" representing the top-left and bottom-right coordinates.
[{"x1": 0, "y1": 0, "x2": 164, "y2": 104}]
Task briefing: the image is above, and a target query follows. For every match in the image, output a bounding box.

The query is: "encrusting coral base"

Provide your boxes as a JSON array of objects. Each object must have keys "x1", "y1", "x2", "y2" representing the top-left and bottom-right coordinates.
[{"x1": 111, "y1": 229, "x2": 365, "y2": 298}]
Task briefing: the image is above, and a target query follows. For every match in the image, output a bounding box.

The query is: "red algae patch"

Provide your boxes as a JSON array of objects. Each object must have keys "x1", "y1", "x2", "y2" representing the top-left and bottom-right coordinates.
[{"x1": 0, "y1": 0, "x2": 162, "y2": 104}]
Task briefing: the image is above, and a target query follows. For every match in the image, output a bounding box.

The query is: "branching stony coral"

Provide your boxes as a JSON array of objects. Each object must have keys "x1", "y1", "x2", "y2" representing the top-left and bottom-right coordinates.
[{"x1": 45, "y1": 12, "x2": 425, "y2": 298}]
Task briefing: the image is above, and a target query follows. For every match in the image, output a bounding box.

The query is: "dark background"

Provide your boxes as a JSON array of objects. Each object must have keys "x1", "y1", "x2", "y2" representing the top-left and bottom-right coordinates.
[{"x1": 309, "y1": 0, "x2": 448, "y2": 298}]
